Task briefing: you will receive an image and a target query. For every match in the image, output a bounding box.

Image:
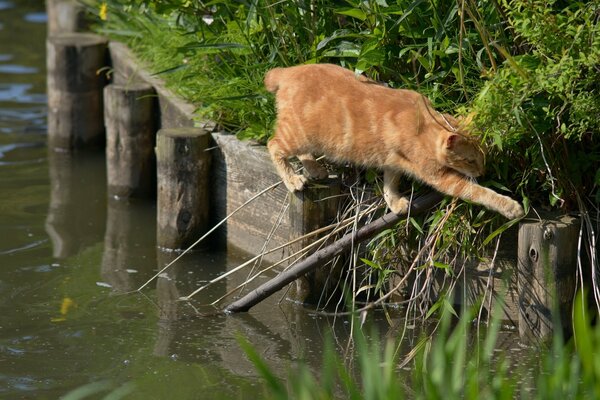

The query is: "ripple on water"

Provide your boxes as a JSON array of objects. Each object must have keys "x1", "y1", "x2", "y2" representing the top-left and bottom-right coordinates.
[
  {"x1": 0, "y1": 65, "x2": 38, "y2": 74},
  {"x1": 0, "y1": 83, "x2": 46, "y2": 104},
  {"x1": 0, "y1": 1, "x2": 14, "y2": 11},
  {"x1": 0, "y1": 142, "x2": 45, "y2": 165},
  {"x1": 24, "y1": 12, "x2": 47, "y2": 24}
]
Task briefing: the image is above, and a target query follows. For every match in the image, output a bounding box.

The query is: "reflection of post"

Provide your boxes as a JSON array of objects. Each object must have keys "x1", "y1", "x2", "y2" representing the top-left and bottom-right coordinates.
[
  {"x1": 156, "y1": 128, "x2": 212, "y2": 250},
  {"x1": 46, "y1": 0, "x2": 88, "y2": 35},
  {"x1": 104, "y1": 83, "x2": 157, "y2": 199},
  {"x1": 101, "y1": 199, "x2": 157, "y2": 292},
  {"x1": 154, "y1": 251, "x2": 180, "y2": 357},
  {"x1": 153, "y1": 251, "x2": 230, "y2": 358},
  {"x1": 47, "y1": 33, "x2": 108, "y2": 150},
  {"x1": 518, "y1": 216, "x2": 579, "y2": 340},
  {"x1": 45, "y1": 150, "x2": 107, "y2": 258}
]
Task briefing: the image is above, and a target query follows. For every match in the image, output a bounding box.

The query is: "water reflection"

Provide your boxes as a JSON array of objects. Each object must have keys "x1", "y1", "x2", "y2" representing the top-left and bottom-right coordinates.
[
  {"x1": 101, "y1": 198, "x2": 157, "y2": 292},
  {"x1": 45, "y1": 149, "x2": 106, "y2": 258}
]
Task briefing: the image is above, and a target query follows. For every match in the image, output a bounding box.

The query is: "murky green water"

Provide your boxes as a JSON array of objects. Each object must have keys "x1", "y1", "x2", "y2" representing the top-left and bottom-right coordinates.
[
  {"x1": 0, "y1": 2, "x2": 385, "y2": 398},
  {"x1": 0, "y1": 2, "x2": 538, "y2": 399}
]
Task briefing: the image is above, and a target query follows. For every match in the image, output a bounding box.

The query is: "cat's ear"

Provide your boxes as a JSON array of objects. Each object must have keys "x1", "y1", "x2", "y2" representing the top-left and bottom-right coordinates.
[{"x1": 446, "y1": 134, "x2": 462, "y2": 149}]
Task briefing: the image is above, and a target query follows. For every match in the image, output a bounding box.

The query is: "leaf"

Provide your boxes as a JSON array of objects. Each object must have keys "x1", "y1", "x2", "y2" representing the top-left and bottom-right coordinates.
[
  {"x1": 482, "y1": 218, "x2": 520, "y2": 246},
  {"x1": 335, "y1": 7, "x2": 367, "y2": 21},
  {"x1": 61, "y1": 381, "x2": 113, "y2": 400},
  {"x1": 409, "y1": 217, "x2": 424, "y2": 234},
  {"x1": 150, "y1": 64, "x2": 188, "y2": 76},
  {"x1": 360, "y1": 257, "x2": 382, "y2": 270},
  {"x1": 238, "y1": 336, "x2": 287, "y2": 398},
  {"x1": 178, "y1": 42, "x2": 247, "y2": 51}
]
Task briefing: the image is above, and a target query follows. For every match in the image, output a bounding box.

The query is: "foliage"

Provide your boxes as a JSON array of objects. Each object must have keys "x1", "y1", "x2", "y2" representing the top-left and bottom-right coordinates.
[
  {"x1": 93, "y1": 0, "x2": 600, "y2": 314},
  {"x1": 241, "y1": 293, "x2": 600, "y2": 399},
  {"x1": 94, "y1": 0, "x2": 599, "y2": 209},
  {"x1": 471, "y1": 0, "x2": 600, "y2": 208}
]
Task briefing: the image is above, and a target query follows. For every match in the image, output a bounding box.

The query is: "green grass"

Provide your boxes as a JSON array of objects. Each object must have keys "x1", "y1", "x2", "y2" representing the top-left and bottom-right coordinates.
[{"x1": 241, "y1": 292, "x2": 600, "y2": 399}]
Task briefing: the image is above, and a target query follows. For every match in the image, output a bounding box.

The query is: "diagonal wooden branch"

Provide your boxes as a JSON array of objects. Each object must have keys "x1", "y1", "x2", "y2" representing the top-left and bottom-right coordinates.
[{"x1": 224, "y1": 191, "x2": 444, "y2": 313}]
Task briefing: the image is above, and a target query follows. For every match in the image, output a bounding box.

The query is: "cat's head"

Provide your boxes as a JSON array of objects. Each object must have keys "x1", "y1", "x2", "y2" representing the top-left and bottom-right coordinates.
[{"x1": 441, "y1": 133, "x2": 485, "y2": 177}]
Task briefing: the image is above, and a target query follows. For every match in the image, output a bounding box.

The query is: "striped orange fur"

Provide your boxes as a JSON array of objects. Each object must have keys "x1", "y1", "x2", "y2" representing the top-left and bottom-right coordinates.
[{"x1": 266, "y1": 64, "x2": 524, "y2": 219}]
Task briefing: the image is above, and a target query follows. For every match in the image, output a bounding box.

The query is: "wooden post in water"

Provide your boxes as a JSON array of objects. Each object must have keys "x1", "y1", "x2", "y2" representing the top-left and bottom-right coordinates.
[
  {"x1": 104, "y1": 83, "x2": 157, "y2": 198},
  {"x1": 518, "y1": 215, "x2": 580, "y2": 340},
  {"x1": 156, "y1": 128, "x2": 212, "y2": 250},
  {"x1": 287, "y1": 180, "x2": 341, "y2": 304},
  {"x1": 46, "y1": 0, "x2": 89, "y2": 35},
  {"x1": 47, "y1": 33, "x2": 108, "y2": 150}
]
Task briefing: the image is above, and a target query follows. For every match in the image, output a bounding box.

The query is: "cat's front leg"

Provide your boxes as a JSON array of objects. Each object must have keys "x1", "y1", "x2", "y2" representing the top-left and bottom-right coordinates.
[
  {"x1": 383, "y1": 168, "x2": 409, "y2": 214},
  {"x1": 432, "y1": 170, "x2": 524, "y2": 219},
  {"x1": 267, "y1": 138, "x2": 307, "y2": 192}
]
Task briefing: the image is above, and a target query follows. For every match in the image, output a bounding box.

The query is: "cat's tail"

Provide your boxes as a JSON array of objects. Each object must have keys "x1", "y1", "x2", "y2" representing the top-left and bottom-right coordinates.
[{"x1": 264, "y1": 68, "x2": 284, "y2": 93}]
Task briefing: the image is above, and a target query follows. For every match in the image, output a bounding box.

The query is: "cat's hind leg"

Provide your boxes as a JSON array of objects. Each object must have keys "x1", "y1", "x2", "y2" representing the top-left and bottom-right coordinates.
[
  {"x1": 267, "y1": 137, "x2": 307, "y2": 192},
  {"x1": 383, "y1": 168, "x2": 410, "y2": 214},
  {"x1": 298, "y1": 154, "x2": 329, "y2": 180}
]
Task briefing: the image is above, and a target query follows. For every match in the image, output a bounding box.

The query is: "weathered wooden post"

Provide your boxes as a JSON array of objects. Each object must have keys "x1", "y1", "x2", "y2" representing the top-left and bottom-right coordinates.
[
  {"x1": 518, "y1": 215, "x2": 579, "y2": 340},
  {"x1": 104, "y1": 83, "x2": 157, "y2": 198},
  {"x1": 47, "y1": 33, "x2": 108, "y2": 150},
  {"x1": 46, "y1": 0, "x2": 88, "y2": 34},
  {"x1": 156, "y1": 128, "x2": 212, "y2": 250},
  {"x1": 288, "y1": 180, "x2": 342, "y2": 304}
]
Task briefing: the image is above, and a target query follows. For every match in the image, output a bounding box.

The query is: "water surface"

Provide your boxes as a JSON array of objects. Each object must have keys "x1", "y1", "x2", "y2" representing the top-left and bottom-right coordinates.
[{"x1": 0, "y1": 2, "x2": 379, "y2": 398}]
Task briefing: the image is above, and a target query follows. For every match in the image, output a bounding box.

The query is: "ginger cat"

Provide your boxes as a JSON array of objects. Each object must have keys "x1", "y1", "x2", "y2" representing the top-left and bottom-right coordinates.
[{"x1": 265, "y1": 64, "x2": 524, "y2": 220}]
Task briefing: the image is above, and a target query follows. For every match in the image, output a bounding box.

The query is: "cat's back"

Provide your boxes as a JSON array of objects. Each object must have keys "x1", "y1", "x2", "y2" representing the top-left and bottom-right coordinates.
[
  {"x1": 265, "y1": 64, "x2": 357, "y2": 94},
  {"x1": 265, "y1": 64, "x2": 421, "y2": 107}
]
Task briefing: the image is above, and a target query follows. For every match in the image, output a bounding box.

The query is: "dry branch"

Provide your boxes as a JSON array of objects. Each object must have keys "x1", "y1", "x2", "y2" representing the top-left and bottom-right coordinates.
[{"x1": 224, "y1": 191, "x2": 444, "y2": 313}]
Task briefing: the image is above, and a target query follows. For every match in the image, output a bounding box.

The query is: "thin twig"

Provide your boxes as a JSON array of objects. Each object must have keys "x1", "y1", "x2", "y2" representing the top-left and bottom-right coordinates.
[{"x1": 137, "y1": 181, "x2": 282, "y2": 292}]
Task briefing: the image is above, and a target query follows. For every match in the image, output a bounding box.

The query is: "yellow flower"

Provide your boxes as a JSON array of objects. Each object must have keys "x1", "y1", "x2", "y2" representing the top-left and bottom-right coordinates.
[{"x1": 99, "y1": 2, "x2": 108, "y2": 21}]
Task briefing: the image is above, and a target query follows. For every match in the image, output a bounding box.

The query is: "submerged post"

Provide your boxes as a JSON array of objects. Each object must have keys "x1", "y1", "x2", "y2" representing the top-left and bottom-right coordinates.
[
  {"x1": 156, "y1": 128, "x2": 212, "y2": 250},
  {"x1": 518, "y1": 216, "x2": 579, "y2": 340},
  {"x1": 47, "y1": 33, "x2": 108, "y2": 150},
  {"x1": 104, "y1": 83, "x2": 157, "y2": 198}
]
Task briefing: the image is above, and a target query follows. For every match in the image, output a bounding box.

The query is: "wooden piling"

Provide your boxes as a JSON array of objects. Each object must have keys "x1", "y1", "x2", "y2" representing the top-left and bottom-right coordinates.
[
  {"x1": 288, "y1": 180, "x2": 342, "y2": 304},
  {"x1": 518, "y1": 215, "x2": 580, "y2": 340},
  {"x1": 156, "y1": 128, "x2": 212, "y2": 250},
  {"x1": 104, "y1": 83, "x2": 157, "y2": 198},
  {"x1": 46, "y1": 0, "x2": 88, "y2": 35},
  {"x1": 47, "y1": 33, "x2": 108, "y2": 150}
]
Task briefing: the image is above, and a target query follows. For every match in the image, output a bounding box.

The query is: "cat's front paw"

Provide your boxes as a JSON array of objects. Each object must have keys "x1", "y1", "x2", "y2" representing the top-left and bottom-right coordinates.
[
  {"x1": 284, "y1": 174, "x2": 308, "y2": 192},
  {"x1": 386, "y1": 196, "x2": 410, "y2": 215},
  {"x1": 502, "y1": 199, "x2": 525, "y2": 220}
]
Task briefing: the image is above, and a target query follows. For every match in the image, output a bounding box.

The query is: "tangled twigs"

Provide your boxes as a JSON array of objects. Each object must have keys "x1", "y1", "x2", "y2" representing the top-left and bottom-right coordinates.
[{"x1": 224, "y1": 191, "x2": 444, "y2": 313}]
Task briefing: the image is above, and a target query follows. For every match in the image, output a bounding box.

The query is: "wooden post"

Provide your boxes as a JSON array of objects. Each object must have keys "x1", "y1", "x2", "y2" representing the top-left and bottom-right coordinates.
[
  {"x1": 46, "y1": 0, "x2": 88, "y2": 35},
  {"x1": 156, "y1": 128, "x2": 212, "y2": 250},
  {"x1": 287, "y1": 180, "x2": 342, "y2": 304},
  {"x1": 47, "y1": 33, "x2": 108, "y2": 150},
  {"x1": 104, "y1": 83, "x2": 157, "y2": 198},
  {"x1": 518, "y1": 215, "x2": 580, "y2": 340}
]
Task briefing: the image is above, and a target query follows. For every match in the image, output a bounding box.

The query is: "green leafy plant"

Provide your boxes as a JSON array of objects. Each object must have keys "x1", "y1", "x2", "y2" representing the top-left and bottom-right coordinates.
[{"x1": 93, "y1": 0, "x2": 600, "y2": 315}]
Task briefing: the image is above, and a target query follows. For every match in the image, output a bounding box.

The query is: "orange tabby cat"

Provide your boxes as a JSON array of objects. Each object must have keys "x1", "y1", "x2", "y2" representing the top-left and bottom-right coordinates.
[{"x1": 265, "y1": 64, "x2": 524, "y2": 219}]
